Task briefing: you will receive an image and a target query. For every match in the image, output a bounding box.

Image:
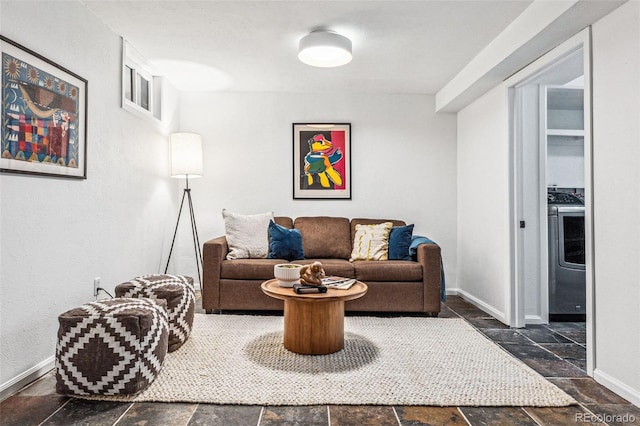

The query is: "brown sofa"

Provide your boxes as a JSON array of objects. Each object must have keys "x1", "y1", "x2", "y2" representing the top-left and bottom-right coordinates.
[{"x1": 202, "y1": 216, "x2": 442, "y2": 315}]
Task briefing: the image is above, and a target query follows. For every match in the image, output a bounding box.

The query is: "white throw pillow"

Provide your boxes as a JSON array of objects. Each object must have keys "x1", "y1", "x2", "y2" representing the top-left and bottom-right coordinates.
[
  {"x1": 222, "y1": 209, "x2": 274, "y2": 259},
  {"x1": 349, "y1": 222, "x2": 394, "y2": 261}
]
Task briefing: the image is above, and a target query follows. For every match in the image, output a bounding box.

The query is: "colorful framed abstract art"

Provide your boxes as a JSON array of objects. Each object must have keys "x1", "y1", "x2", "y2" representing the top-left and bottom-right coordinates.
[
  {"x1": 1, "y1": 36, "x2": 87, "y2": 179},
  {"x1": 293, "y1": 123, "x2": 351, "y2": 200}
]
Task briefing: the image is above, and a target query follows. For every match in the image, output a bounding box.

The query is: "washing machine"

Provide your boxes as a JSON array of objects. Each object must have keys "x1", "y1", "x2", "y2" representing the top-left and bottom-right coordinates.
[{"x1": 548, "y1": 191, "x2": 586, "y2": 321}]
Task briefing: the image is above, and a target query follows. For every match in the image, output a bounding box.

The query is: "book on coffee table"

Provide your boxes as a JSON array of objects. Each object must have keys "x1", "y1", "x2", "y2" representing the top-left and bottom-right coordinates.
[{"x1": 321, "y1": 276, "x2": 357, "y2": 290}]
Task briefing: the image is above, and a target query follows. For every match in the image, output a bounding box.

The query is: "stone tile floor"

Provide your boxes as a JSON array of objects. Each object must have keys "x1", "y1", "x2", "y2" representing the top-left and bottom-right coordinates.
[{"x1": 1, "y1": 295, "x2": 638, "y2": 426}]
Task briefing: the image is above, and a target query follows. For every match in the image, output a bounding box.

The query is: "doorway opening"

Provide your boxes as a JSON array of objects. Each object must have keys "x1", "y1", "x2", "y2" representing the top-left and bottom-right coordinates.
[{"x1": 507, "y1": 28, "x2": 594, "y2": 374}]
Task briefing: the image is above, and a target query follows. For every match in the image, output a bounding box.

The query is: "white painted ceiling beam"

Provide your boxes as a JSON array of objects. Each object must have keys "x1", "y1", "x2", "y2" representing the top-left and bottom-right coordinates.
[{"x1": 435, "y1": 0, "x2": 627, "y2": 113}]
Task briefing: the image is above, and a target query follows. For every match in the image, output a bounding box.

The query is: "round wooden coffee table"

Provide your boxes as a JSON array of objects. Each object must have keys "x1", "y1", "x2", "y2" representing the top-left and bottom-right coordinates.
[{"x1": 261, "y1": 279, "x2": 367, "y2": 355}]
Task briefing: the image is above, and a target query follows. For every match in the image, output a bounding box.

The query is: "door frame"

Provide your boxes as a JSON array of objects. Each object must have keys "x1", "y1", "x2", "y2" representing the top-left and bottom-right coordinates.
[{"x1": 506, "y1": 28, "x2": 595, "y2": 375}]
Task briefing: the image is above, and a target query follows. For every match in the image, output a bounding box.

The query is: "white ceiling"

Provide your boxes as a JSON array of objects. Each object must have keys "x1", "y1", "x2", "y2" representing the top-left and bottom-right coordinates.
[{"x1": 83, "y1": 0, "x2": 534, "y2": 94}]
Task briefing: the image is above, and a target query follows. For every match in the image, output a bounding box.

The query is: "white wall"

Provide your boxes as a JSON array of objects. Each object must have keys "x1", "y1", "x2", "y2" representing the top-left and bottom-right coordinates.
[
  {"x1": 547, "y1": 140, "x2": 585, "y2": 188},
  {"x1": 456, "y1": 85, "x2": 511, "y2": 322},
  {"x1": 173, "y1": 92, "x2": 458, "y2": 290},
  {"x1": 0, "y1": 0, "x2": 179, "y2": 395},
  {"x1": 591, "y1": 0, "x2": 640, "y2": 406}
]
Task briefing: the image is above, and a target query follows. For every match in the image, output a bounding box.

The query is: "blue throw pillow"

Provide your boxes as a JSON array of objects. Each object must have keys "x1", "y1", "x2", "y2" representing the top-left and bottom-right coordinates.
[
  {"x1": 268, "y1": 220, "x2": 304, "y2": 261},
  {"x1": 388, "y1": 224, "x2": 414, "y2": 260}
]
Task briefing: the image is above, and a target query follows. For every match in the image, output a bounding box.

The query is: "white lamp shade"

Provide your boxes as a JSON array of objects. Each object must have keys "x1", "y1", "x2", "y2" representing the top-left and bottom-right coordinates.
[
  {"x1": 170, "y1": 133, "x2": 203, "y2": 178},
  {"x1": 298, "y1": 31, "x2": 352, "y2": 68}
]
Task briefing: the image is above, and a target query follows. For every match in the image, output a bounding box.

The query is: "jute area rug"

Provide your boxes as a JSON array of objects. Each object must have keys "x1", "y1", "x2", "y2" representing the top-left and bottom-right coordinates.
[{"x1": 91, "y1": 314, "x2": 575, "y2": 406}]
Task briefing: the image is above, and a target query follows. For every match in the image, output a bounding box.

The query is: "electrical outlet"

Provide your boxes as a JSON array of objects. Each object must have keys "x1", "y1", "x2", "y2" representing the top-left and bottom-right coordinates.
[{"x1": 94, "y1": 277, "x2": 101, "y2": 297}]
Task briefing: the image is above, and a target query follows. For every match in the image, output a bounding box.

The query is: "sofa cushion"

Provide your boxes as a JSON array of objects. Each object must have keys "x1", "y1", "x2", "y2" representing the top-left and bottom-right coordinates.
[
  {"x1": 274, "y1": 216, "x2": 294, "y2": 229},
  {"x1": 294, "y1": 216, "x2": 351, "y2": 259},
  {"x1": 268, "y1": 220, "x2": 304, "y2": 261},
  {"x1": 297, "y1": 259, "x2": 355, "y2": 278},
  {"x1": 350, "y1": 222, "x2": 394, "y2": 261},
  {"x1": 221, "y1": 258, "x2": 284, "y2": 280},
  {"x1": 353, "y1": 260, "x2": 423, "y2": 282},
  {"x1": 223, "y1": 209, "x2": 274, "y2": 259},
  {"x1": 388, "y1": 224, "x2": 414, "y2": 260}
]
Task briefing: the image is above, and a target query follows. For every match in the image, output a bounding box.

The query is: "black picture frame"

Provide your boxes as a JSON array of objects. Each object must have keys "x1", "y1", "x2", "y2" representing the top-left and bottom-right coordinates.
[{"x1": 1, "y1": 35, "x2": 88, "y2": 179}]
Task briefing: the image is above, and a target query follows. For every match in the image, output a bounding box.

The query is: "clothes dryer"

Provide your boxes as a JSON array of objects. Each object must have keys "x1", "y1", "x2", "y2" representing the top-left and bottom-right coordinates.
[{"x1": 548, "y1": 191, "x2": 586, "y2": 321}]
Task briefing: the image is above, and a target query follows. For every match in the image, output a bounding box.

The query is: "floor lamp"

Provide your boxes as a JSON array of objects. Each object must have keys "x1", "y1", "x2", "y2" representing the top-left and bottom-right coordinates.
[{"x1": 164, "y1": 133, "x2": 203, "y2": 291}]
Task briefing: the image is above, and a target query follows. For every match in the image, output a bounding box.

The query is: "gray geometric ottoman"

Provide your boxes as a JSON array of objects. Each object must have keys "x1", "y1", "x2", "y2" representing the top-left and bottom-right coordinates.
[
  {"x1": 56, "y1": 298, "x2": 169, "y2": 396},
  {"x1": 115, "y1": 274, "x2": 195, "y2": 352}
]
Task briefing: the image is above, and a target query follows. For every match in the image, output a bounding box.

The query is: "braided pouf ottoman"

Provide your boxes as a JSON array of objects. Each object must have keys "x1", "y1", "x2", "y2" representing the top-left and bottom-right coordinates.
[
  {"x1": 56, "y1": 298, "x2": 169, "y2": 397},
  {"x1": 115, "y1": 274, "x2": 195, "y2": 352}
]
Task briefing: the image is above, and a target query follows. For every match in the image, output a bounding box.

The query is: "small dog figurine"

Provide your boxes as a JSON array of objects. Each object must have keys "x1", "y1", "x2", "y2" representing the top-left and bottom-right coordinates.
[{"x1": 299, "y1": 261, "x2": 326, "y2": 286}]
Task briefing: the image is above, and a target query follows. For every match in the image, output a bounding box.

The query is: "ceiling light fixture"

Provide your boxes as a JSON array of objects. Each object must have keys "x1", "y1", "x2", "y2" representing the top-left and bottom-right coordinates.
[{"x1": 298, "y1": 30, "x2": 352, "y2": 68}]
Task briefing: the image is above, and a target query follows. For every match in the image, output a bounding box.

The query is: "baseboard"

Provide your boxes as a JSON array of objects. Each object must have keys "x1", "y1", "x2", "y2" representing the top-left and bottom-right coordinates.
[
  {"x1": 593, "y1": 368, "x2": 640, "y2": 407},
  {"x1": 446, "y1": 288, "x2": 508, "y2": 325},
  {"x1": 525, "y1": 314, "x2": 546, "y2": 325},
  {"x1": 0, "y1": 356, "x2": 55, "y2": 402}
]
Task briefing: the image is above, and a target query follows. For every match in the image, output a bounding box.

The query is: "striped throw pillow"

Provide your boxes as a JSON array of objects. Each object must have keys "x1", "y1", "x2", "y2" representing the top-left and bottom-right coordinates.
[{"x1": 349, "y1": 222, "x2": 394, "y2": 261}]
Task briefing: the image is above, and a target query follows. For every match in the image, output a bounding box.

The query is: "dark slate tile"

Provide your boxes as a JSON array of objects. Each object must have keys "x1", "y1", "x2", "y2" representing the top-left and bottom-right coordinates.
[
  {"x1": 261, "y1": 405, "x2": 328, "y2": 425},
  {"x1": 0, "y1": 394, "x2": 68, "y2": 426},
  {"x1": 545, "y1": 322, "x2": 586, "y2": 332},
  {"x1": 518, "y1": 356, "x2": 588, "y2": 378},
  {"x1": 329, "y1": 405, "x2": 398, "y2": 426},
  {"x1": 524, "y1": 406, "x2": 607, "y2": 426},
  {"x1": 539, "y1": 343, "x2": 586, "y2": 360},
  {"x1": 395, "y1": 406, "x2": 466, "y2": 425},
  {"x1": 436, "y1": 306, "x2": 459, "y2": 318},
  {"x1": 466, "y1": 317, "x2": 510, "y2": 330},
  {"x1": 500, "y1": 342, "x2": 587, "y2": 377},
  {"x1": 189, "y1": 404, "x2": 262, "y2": 425},
  {"x1": 15, "y1": 370, "x2": 58, "y2": 396},
  {"x1": 40, "y1": 398, "x2": 131, "y2": 426},
  {"x1": 556, "y1": 330, "x2": 587, "y2": 345},
  {"x1": 458, "y1": 407, "x2": 537, "y2": 425},
  {"x1": 500, "y1": 343, "x2": 558, "y2": 360},
  {"x1": 447, "y1": 307, "x2": 488, "y2": 319},
  {"x1": 0, "y1": 371, "x2": 69, "y2": 426},
  {"x1": 116, "y1": 402, "x2": 197, "y2": 425},
  {"x1": 440, "y1": 296, "x2": 468, "y2": 307},
  {"x1": 583, "y1": 403, "x2": 640, "y2": 425},
  {"x1": 565, "y1": 357, "x2": 587, "y2": 372},
  {"x1": 443, "y1": 297, "x2": 485, "y2": 316},
  {"x1": 481, "y1": 329, "x2": 533, "y2": 344},
  {"x1": 548, "y1": 378, "x2": 633, "y2": 405},
  {"x1": 517, "y1": 328, "x2": 572, "y2": 344}
]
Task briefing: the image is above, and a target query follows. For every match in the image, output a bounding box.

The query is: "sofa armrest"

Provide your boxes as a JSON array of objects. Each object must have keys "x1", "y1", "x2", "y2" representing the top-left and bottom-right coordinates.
[
  {"x1": 415, "y1": 243, "x2": 442, "y2": 314},
  {"x1": 202, "y1": 236, "x2": 228, "y2": 312}
]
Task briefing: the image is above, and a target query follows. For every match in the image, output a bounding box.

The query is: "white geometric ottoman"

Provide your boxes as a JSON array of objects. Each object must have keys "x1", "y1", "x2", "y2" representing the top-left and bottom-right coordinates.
[
  {"x1": 115, "y1": 274, "x2": 195, "y2": 352},
  {"x1": 55, "y1": 298, "x2": 169, "y2": 396}
]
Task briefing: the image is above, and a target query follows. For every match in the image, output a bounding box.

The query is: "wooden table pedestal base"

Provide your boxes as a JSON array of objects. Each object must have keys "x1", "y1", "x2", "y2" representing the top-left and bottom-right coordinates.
[{"x1": 283, "y1": 299, "x2": 344, "y2": 355}]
